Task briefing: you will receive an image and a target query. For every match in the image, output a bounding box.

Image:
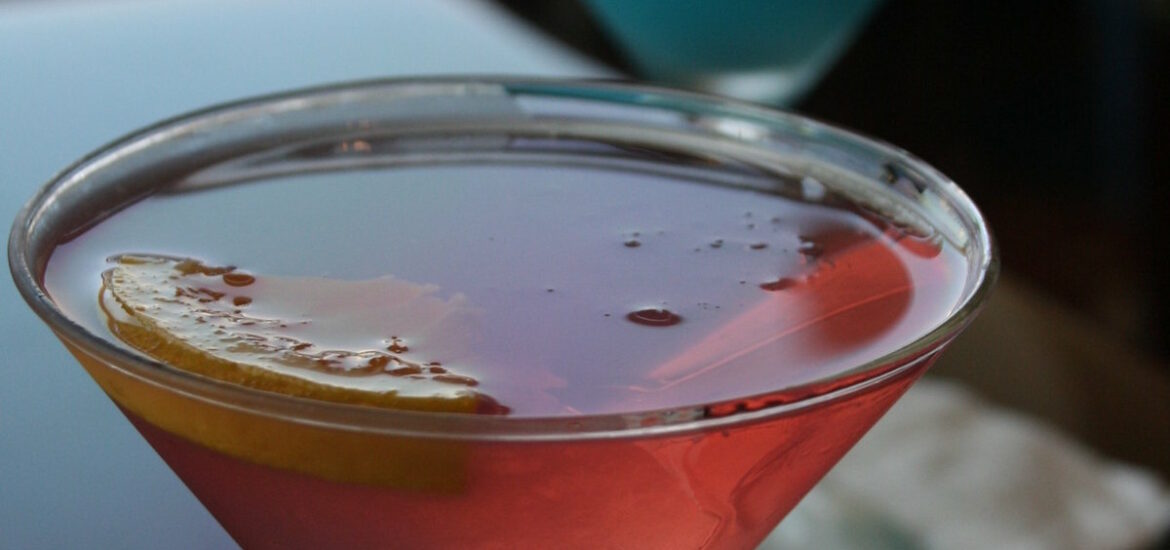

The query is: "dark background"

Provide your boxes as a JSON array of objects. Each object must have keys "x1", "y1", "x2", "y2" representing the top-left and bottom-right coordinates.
[{"x1": 498, "y1": 0, "x2": 1170, "y2": 365}]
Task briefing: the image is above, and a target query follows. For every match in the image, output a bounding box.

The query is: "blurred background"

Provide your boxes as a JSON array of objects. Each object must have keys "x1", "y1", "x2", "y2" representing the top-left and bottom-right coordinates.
[
  {"x1": 2, "y1": 1, "x2": 1167, "y2": 547},
  {"x1": 494, "y1": 0, "x2": 1170, "y2": 477}
]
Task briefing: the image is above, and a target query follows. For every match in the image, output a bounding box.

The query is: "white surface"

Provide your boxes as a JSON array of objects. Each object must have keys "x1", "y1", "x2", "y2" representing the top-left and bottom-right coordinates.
[
  {"x1": 765, "y1": 378, "x2": 1170, "y2": 550},
  {"x1": 0, "y1": 2, "x2": 605, "y2": 548}
]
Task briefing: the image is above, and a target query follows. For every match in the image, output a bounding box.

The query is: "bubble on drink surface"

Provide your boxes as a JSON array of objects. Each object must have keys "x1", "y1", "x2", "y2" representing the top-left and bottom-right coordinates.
[
  {"x1": 760, "y1": 278, "x2": 799, "y2": 292},
  {"x1": 798, "y1": 238, "x2": 824, "y2": 259},
  {"x1": 433, "y1": 374, "x2": 478, "y2": 387},
  {"x1": 626, "y1": 308, "x2": 682, "y2": 327},
  {"x1": 222, "y1": 272, "x2": 255, "y2": 287},
  {"x1": 389, "y1": 365, "x2": 422, "y2": 376},
  {"x1": 386, "y1": 337, "x2": 409, "y2": 354}
]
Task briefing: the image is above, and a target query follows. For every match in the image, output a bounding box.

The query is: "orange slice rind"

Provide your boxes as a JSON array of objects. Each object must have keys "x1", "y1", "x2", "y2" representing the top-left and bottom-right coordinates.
[{"x1": 89, "y1": 254, "x2": 512, "y2": 489}]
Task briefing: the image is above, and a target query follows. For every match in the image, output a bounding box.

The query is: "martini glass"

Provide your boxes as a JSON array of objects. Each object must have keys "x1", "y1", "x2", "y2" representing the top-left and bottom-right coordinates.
[{"x1": 9, "y1": 78, "x2": 995, "y2": 549}]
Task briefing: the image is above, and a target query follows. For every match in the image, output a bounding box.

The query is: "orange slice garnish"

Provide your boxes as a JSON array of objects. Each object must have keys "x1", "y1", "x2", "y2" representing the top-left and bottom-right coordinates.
[
  {"x1": 100, "y1": 254, "x2": 507, "y2": 414},
  {"x1": 86, "y1": 254, "x2": 518, "y2": 489}
]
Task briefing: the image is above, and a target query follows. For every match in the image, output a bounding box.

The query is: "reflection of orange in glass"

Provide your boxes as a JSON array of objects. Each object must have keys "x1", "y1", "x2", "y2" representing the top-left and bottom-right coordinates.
[{"x1": 649, "y1": 228, "x2": 911, "y2": 389}]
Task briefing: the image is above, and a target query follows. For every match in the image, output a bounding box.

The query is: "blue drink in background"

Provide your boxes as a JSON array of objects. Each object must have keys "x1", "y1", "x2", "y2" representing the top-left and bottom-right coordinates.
[{"x1": 584, "y1": 0, "x2": 881, "y2": 105}]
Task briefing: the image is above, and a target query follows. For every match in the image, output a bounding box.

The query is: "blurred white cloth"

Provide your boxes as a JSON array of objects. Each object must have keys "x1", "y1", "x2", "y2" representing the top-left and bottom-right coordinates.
[{"x1": 765, "y1": 377, "x2": 1170, "y2": 550}]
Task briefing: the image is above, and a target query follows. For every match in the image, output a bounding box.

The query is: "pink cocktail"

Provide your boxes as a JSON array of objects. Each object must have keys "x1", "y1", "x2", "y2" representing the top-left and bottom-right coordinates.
[{"x1": 10, "y1": 79, "x2": 995, "y2": 549}]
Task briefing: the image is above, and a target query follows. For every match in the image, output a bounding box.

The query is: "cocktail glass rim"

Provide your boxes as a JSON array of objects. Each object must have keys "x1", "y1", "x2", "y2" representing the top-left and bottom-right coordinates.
[{"x1": 8, "y1": 76, "x2": 997, "y2": 442}]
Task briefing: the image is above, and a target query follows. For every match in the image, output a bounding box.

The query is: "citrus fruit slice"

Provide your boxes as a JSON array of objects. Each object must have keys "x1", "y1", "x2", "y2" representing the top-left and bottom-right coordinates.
[{"x1": 100, "y1": 254, "x2": 507, "y2": 414}]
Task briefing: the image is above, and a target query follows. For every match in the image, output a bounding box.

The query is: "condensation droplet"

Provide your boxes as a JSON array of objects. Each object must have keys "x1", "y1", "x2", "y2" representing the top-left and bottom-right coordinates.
[
  {"x1": 801, "y1": 176, "x2": 826, "y2": 201},
  {"x1": 881, "y1": 163, "x2": 899, "y2": 184}
]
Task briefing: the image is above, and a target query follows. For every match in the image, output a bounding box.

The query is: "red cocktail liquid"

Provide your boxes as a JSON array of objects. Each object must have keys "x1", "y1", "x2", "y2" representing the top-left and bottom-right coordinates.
[
  {"x1": 126, "y1": 361, "x2": 923, "y2": 549},
  {"x1": 45, "y1": 157, "x2": 968, "y2": 549}
]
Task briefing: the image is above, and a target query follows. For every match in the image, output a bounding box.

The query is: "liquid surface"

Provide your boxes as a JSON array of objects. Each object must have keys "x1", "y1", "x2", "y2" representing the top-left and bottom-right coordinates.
[{"x1": 46, "y1": 162, "x2": 968, "y2": 417}]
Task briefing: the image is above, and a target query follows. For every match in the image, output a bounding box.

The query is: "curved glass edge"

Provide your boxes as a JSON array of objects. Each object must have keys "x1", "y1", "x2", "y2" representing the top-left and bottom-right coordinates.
[{"x1": 8, "y1": 76, "x2": 997, "y2": 442}]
